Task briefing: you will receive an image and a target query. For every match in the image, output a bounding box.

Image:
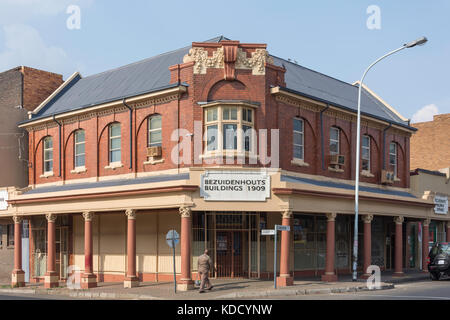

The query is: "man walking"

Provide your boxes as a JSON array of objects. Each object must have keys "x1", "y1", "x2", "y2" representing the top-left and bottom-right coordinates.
[{"x1": 197, "y1": 249, "x2": 214, "y2": 293}]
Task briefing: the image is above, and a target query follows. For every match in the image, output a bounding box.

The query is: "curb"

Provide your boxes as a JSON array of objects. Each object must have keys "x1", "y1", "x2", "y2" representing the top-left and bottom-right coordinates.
[
  {"x1": 384, "y1": 275, "x2": 430, "y2": 284},
  {"x1": 216, "y1": 283, "x2": 395, "y2": 299}
]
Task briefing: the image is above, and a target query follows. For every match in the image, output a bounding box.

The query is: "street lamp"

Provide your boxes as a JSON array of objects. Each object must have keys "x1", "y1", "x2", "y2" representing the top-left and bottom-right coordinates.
[{"x1": 352, "y1": 36, "x2": 428, "y2": 282}]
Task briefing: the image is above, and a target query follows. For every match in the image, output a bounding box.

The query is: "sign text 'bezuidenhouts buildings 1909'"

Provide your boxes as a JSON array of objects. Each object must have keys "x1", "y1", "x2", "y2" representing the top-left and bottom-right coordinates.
[{"x1": 200, "y1": 171, "x2": 270, "y2": 201}]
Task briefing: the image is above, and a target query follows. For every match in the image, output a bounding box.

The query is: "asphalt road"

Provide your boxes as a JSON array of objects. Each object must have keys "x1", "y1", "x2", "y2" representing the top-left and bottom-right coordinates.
[{"x1": 265, "y1": 279, "x2": 450, "y2": 300}]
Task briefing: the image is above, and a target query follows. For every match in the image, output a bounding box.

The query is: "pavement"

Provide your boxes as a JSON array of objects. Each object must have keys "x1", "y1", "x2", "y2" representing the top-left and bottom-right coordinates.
[{"x1": 0, "y1": 270, "x2": 430, "y2": 300}]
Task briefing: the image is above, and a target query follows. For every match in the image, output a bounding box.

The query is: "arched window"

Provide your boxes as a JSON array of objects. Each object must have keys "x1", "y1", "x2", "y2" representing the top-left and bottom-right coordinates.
[
  {"x1": 148, "y1": 115, "x2": 162, "y2": 147},
  {"x1": 389, "y1": 142, "x2": 397, "y2": 176},
  {"x1": 330, "y1": 127, "x2": 340, "y2": 155},
  {"x1": 109, "y1": 123, "x2": 121, "y2": 163},
  {"x1": 293, "y1": 118, "x2": 304, "y2": 160},
  {"x1": 43, "y1": 136, "x2": 53, "y2": 173},
  {"x1": 74, "y1": 130, "x2": 85, "y2": 168},
  {"x1": 362, "y1": 135, "x2": 371, "y2": 171}
]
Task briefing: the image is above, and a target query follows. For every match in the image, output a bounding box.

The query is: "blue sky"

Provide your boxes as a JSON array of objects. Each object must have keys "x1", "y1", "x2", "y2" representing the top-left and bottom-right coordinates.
[{"x1": 0, "y1": 0, "x2": 448, "y2": 123}]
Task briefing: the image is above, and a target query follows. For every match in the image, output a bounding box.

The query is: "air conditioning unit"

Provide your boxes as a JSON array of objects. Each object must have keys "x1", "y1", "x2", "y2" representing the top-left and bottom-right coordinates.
[
  {"x1": 381, "y1": 170, "x2": 395, "y2": 185},
  {"x1": 329, "y1": 154, "x2": 345, "y2": 166},
  {"x1": 147, "y1": 146, "x2": 162, "y2": 157}
]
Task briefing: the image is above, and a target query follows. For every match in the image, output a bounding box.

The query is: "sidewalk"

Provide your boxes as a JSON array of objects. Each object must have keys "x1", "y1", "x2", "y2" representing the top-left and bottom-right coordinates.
[{"x1": 0, "y1": 270, "x2": 429, "y2": 300}]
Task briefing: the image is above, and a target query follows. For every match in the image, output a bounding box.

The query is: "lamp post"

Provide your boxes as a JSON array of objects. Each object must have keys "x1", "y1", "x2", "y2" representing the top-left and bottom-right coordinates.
[{"x1": 352, "y1": 37, "x2": 427, "y2": 282}]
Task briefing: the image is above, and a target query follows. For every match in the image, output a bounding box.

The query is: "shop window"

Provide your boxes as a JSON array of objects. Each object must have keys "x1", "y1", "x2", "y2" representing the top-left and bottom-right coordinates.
[
  {"x1": 7, "y1": 224, "x2": 14, "y2": 246},
  {"x1": 203, "y1": 105, "x2": 255, "y2": 155},
  {"x1": 109, "y1": 123, "x2": 121, "y2": 163},
  {"x1": 148, "y1": 115, "x2": 162, "y2": 147},
  {"x1": 362, "y1": 135, "x2": 370, "y2": 171},
  {"x1": 74, "y1": 129, "x2": 85, "y2": 168},
  {"x1": 389, "y1": 142, "x2": 397, "y2": 177},
  {"x1": 293, "y1": 118, "x2": 304, "y2": 160},
  {"x1": 43, "y1": 136, "x2": 53, "y2": 173}
]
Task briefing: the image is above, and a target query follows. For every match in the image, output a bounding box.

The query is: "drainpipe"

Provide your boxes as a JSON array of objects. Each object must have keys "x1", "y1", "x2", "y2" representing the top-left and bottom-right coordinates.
[
  {"x1": 122, "y1": 98, "x2": 133, "y2": 170},
  {"x1": 382, "y1": 123, "x2": 392, "y2": 169},
  {"x1": 52, "y1": 115, "x2": 62, "y2": 177},
  {"x1": 320, "y1": 104, "x2": 330, "y2": 170}
]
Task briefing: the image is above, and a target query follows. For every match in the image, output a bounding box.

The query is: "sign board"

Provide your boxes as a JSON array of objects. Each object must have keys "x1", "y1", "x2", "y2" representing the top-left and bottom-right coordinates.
[
  {"x1": 261, "y1": 229, "x2": 275, "y2": 236},
  {"x1": 200, "y1": 171, "x2": 270, "y2": 201},
  {"x1": 166, "y1": 230, "x2": 180, "y2": 248},
  {"x1": 276, "y1": 225, "x2": 290, "y2": 232},
  {"x1": 434, "y1": 195, "x2": 448, "y2": 215},
  {"x1": 0, "y1": 190, "x2": 8, "y2": 211}
]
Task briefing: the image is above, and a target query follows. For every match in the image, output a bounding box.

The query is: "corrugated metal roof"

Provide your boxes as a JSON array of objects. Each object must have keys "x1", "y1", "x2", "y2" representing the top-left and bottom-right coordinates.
[{"x1": 28, "y1": 35, "x2": 409, "y2": 127}]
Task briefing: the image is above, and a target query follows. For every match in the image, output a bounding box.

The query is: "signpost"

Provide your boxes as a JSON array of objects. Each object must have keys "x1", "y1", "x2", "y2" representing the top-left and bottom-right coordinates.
[
  {"x1": 166, "y1": 229, "x2": 180, "y2": 293},
  {"x1": 261, "y1": 224, "x2": 290, "y2": 289}
]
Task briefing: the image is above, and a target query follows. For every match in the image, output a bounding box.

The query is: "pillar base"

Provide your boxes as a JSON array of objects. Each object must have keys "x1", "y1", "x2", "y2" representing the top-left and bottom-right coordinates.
[
  {"x1": 276, "y1": 275, "x2": 294, "y2": 287},
  {"x1": 392, "y1": 272, "x2": 404, "y2": 278},
  {"x1": 321, "y1": 273, "x2": 338, "y2": 282},
  {"x1": 44, "y1": 272, "x2": 59, "y2": 289},
  {"x1": 11, "y1": 270, "x2": 25, "y2": 288},
  {"x1": 124, "y1": 276, "x2": 139, "y2": 288},
  {"x1": 177, "y1": 279, "x2": 195, "y2": 291},
  {"x1": 81, "y1": 273, "x2": 97, "y2": 289}
]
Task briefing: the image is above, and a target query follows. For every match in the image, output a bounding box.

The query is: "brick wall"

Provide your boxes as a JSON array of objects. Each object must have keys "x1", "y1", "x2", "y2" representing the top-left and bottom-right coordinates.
[{"x1": 411, "y1": 114, "x2": 450, "y2": 171}]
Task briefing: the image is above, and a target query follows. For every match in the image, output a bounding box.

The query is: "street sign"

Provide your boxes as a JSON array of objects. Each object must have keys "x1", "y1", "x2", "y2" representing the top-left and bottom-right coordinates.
[
  {"x1": 166, "y1": 229, "x2": 180, "y2": 293},
  {"x1": 166, "y1": 230, "x2": 180, "y2": 248},
  {"x1": 276, "y1": 225, "x2": 290, "y2": 232},
  {"x1": 261, "y1": 229, "x2": 275, "y2": 235}
]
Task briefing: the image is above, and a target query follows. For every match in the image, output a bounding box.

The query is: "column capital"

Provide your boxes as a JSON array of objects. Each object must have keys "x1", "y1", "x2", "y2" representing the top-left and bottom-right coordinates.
[
  {"x1": 179, "y1": 206, "x2": 192, "y2": 218},
  {"x1": 82, "y1": 211, "x2": 94, "y2": 222},
  {"x1": 362, "y1": 214, "x2": 374, "y2": 224},
  {"x1": 326, "y1": 212, "x2": 337, "y2": 222},
  {"x1": 45, "y1": 213, "x2": 57, "y2": 223},
  {"x1": 423, "y1": 218, "x2": 431, "y2": 227},
  {"x1": 281, "y1": 210, "x2": 293, "y2": 219},
  {"x1": 394, "y1": 216, "x2": 404, "y2": 225},
  {"x1": 12, "y1": 216, "x2": 22, "y2": 224},
  {"x1": 125, "y1": 209, "x2": 136, "y2": 220}
]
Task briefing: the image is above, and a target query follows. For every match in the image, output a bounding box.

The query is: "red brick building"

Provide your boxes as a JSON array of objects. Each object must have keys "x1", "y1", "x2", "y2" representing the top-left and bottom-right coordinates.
[{"x1": 4, "y1": 37, "x2": 440, "y2": 289}]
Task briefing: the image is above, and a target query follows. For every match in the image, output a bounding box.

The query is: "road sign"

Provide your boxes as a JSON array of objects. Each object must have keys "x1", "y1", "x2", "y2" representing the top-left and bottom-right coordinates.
[
  {"x1": 166, "y1": 229, "x2": 179, "y2": 293},
  {"x1": 261, "y1": 229, "x2": 275, "y2": 235},
  {"x1": 166, "y1": 230, "x2": 180, "y2": 248},
  {"x1": 276, "y1": 225, "x2": 290, "y2": 232}
]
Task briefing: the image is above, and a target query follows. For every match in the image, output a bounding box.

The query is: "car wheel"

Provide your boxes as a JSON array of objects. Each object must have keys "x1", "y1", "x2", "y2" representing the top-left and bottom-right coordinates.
[{"x1": 430, "y1": 272, "x2": 440, "y2": 281}]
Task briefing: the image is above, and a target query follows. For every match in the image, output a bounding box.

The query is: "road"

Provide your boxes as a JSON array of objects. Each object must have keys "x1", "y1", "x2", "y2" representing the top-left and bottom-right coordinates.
[{"x1": 265, "y1": 279, "x2": 450, "y2": 300}]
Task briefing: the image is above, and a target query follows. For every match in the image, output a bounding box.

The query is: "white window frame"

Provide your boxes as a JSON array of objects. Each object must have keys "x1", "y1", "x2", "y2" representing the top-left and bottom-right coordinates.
[
  {"x1": 330, "y1": 127, "x2": 340, "y2": 155},
  {"x1": 361, "y1": 135, "x2": 370, "y2": 172},
  {"x1": 43, "y1": 136, "x2": 53, "y2": 173},
  {"x1": 74, "y1": 130, "x2": 85, "y2": 168},
  {"x1": 293, "y1": 118, "x2": 304, "y2": 160},
  {"x1": 148, "y1": 114, "x2": 162, "y2": 147},
  {"x1": 109, "y1": 123, "x2": 121, "y2": 164},
  {"x1": 389, "y1": 142, "x2": 397, "y2": 177}
]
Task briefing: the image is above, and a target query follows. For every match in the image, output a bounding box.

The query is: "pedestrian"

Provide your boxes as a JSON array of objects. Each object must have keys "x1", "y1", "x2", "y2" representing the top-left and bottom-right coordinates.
[{"x1": 197, "y1": 249, "x2": 214, "y2": 293}]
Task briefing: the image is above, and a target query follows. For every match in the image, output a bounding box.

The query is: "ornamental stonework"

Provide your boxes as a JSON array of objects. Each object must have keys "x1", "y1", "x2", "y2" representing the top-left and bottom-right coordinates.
[
  {"x1": 183, "y1": 47, "x2": 224, "y2": 74},
  {"x1": 235, "y1": 48, "x2": 274, "y2": 75},
  {"x1": 179, "y1": 206, "x2": 192, "y2": 218}
]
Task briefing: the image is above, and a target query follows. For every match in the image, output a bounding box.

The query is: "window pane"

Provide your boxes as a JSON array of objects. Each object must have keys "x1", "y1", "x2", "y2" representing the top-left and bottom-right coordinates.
[
  {"x1": 75, "y1": 154, "x2": 85, "y2": 167},
  {"x1": 389, "y1": 154, "x2": 396, "y2": 165},
  {"x1": 293, "y1": 118, "x2": 303, "y2": 132},
  {"x1": 149, "y1": 131, "x2": 162, "y2": 146},
  {"x1": 362, "y1": 159, "x2": 369, "y2": 171},
  {"x1": 389, "y1": 143, "x2": 396, "y2": 154},
  {"x1": 206, "y1": 125, "x2": 217, "y2": 151},
  {"x1": 110, "y1": 150, "x2": 121, "y2": 163},
  {"x1": 243, "y1": 125, "x2": 252, "y2": 152},
  {"x1": 44, "y1": 150, "x2": 53, "y2": 161},
  {"x1": 246, "y1": 109, "x2": 252, "y2": 123},
  {"x1": 294, "y1": 145, "x2": 303, "y2": 159},
  {"x1": 362, "y1": 148, "x2": 369, "y2": 159},
  {"x1": 150, "y1": 116, "x2": 161, "y2": 129},
  {"x1": 75, "y1": 143, "x2": 85, "y2": 155},
  {"x1": 44, "y1": 137, "x2": 52, "y2": 149},
  {"x1": 223, "y1": 124, "x2": 237, "y2": 150},
  {"x1": 330, "y1": 142, "x2": 338, "y2": 154},
  {"x1": 230, "y1": 107, "x2": 237, "y2": 120},
  {"x1": 44, "y1": 160, "x2": 53, "y2": 172},
  {"x1": 330, "y1": 128, "x2": 339, "y2": 141},
  {"x1": 110, "y1": 137, "x2": 121, "y2": 150},
  {"x1": 110, "y1": 124, "x2": 121, "y2": 137},
  {"x1": 75, "y1": 130, "x2": 85, "y2": 143},
  {"x1": 362, "y1": 135, "x2": 369, "y2": 148},
  {"x1": 207, "y1": 108, "x2": 217, "y2": 122},
  {"x1": 223, "y1": 108, "x2": 230, "y2": 120},
  {"x1": 294, "y1": 132, "x2": 303, "y2": 146}
]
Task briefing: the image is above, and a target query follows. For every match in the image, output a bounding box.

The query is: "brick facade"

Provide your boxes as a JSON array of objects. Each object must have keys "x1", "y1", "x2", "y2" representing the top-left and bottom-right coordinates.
[
  {"x1": 26, "y1": 41, "x2": 412, "y2": 189},
  {"x1": 410, "y1": 114, "x2": 450, "y2": 171}
]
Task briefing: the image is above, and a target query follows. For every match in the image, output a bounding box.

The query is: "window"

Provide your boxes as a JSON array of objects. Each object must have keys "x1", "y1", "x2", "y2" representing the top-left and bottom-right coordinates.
[
  {"x1": 362, "y1": 135, "x2": 370, "y2": 171},
  {"x1": 330, "y1": 127, "x2": 340, "y2": 155},
  {"x1": 74, "y1": 130, "x2": 85, "y2": 168},
  {"x1": 109, "y1": 123, "x2": 121, "y2": 163},
  {"x1": 43, "y1": 136, "x2": 53, "y2": 173},
  {"x1": 293, "y1": 118, "x2": 304, "y2": 160},
  {"x1": 389, "y1": 142, "x2": 397, "y2": 176},
  {"x1": 148, "y1": 115, "x2": 162, "y2": 147},
  {"x1": 7, "y1": 224, "x2": 14, "y2": 246},
  {"x1": 203, "y1": 105, "x2": 254, "y2": 153}
]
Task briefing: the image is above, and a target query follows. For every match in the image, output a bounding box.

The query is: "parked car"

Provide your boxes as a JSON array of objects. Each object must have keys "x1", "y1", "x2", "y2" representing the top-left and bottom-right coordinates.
[{"x1": 428, "y1": 242, "x2": 450, "y2": 280}]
